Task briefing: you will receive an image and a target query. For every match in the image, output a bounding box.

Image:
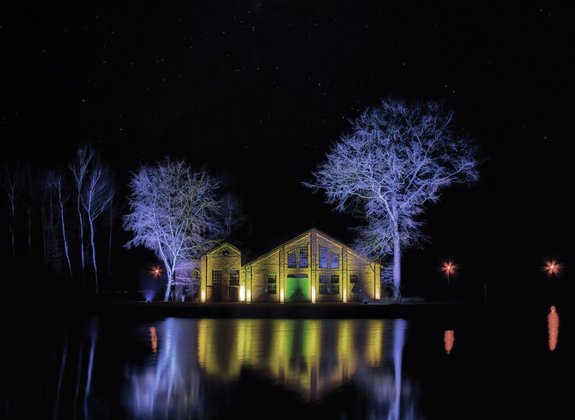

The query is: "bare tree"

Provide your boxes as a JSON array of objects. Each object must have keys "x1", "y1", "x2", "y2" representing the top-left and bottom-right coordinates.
[
  {"x1": 105, "y1": 192, "x2": 121, "y2": 285},
  {"x1": 22, "y1": 164, "x2": 38, "y2": 256},
  {"x1": 307, "y1": 99, "x2": 479, "y2": 298},
  {"x1": 1, "y1": 163, "x2": 22, "y2": 256},
  {"x1": 69, "y1": 145, "x2": 95, "y2": 278},
  {"x1": 220, "y1": 192, "x2": 246, "y2": 239},
  {"x1": 46, "y1": 171, "x2": 74, "y2": 283},
  {"x1": 82, "y1": 165, "x2": 114, "y2": 295},
  {"x1": 124, "y1": 159, "x2": 221, "y2": 301}
]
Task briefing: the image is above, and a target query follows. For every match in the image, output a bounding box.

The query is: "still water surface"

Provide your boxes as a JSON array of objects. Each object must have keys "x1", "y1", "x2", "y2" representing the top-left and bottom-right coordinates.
[{"x1": 1, "y1": 307, "x2": 567, "y2": 419}]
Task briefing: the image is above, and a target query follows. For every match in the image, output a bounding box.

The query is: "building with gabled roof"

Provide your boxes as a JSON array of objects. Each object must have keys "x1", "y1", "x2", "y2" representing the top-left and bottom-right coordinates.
[{"x1": 200, "y1": 228, "x2": 381, "y2": 303}]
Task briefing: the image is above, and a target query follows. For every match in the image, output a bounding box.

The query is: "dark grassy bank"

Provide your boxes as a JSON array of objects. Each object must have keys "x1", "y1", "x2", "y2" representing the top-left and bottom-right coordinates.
[{"x1": 87, "y1": 300, "x2": 480, "y2": 320}]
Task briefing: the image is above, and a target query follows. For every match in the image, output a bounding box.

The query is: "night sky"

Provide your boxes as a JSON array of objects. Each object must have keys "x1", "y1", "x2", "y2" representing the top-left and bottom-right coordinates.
[{"x1": 2, "y1": 1, "x2": 573, "y2": 299}]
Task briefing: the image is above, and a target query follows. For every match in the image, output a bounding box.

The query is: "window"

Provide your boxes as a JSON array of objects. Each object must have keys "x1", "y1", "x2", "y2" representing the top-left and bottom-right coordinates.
[
  {"x1": 330, "y1": 274, "x2": 340, "y2": 294},
  {"x1": 299, "y1": 246, "x2": 308, "y2": 268},
  {"x1": 229, "y1": 270, "x2": 240, "y2": 286},
  {"x1": 319, "y1": 246, "x2": 328, "y2": 268},
  {"x1": 212, "y1": 270, "x2": 222, "y2": 286},
  {"x1": 319, "y1": 273, "x2": 329, "y2": 294},
  {"x1": 330, "y1": 252, "x2": 340, "y2": 269},
  {"x1": 287, "y1": 251, "x2": 297, "y2": 268},
  {"x1": 350, "y1": 274, "x2": 359, "y2": 292},
  {"x1": 267, "y1": 274, "x2": 277, "y2": 294}
]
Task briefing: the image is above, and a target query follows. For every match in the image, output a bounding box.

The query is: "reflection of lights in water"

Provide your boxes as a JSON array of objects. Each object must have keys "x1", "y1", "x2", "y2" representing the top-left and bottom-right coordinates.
[
  {"x1": 544, "y1": 259, "x2": 561, "y2": 276},
  {"x1": 127, "y1": 319, "x2": 204, "y2": 419},
  {"x1": 126, "y1": 319, "x2": 421, "y2": 418},
  {"x1": 548, "y1": 306, "x2": 559, "y2": 351},
  {"x1": 444, "y1": 330, "x2": 455, "y2": 355},
  {"x1": 149, "y1": 326, "x2": 157, "y2": 353}
]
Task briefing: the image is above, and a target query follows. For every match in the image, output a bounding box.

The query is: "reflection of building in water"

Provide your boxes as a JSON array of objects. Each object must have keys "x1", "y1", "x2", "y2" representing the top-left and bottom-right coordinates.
[
  {"x1": 197, "y1": 319, "x2": 385, "y2": 400},
  {"x1": 126, "y1": 318, "x2": 421, "y2": 419},
  {"x1": 547, "y1": 305, "x2": 559, "y2": 351}
]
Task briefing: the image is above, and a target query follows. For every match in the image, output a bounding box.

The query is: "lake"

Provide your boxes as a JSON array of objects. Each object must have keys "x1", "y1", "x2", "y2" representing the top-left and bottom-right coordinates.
[{"x1": 1, "y1": 305, "x2": 567, "y2": 419}]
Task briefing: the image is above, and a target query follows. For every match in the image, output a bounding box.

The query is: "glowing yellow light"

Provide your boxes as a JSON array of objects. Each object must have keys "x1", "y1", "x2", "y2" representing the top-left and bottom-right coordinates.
[
  {"x1": 246, "y1": 288, "x2": 252, "y2": 303},
  {"x1": 150, "y1": 265, "x2": 162, "y2": 278},
  {"x1": 342, "y1": 287, "x2": 347, "y2": 303},
  {"x1": 311, "y1": 285, "x2": 316, "y2": 303},
  {"x1": 548, "y1": 305, "x2": 559, "y2": 351},
  {"x1": 544, "y1": 259, "x2": 561, "y2": 276},
  {"x1": 375, "y1": 289, "x2": 380, "y2": 300},
  {"x1": 280, "y1": 287, "x2": 285, "y2": 303},
  {"x1": 200, "y1": 289, "x2": 206, "y2": 303},
  {"x1": 239, "y1": 285, "x2": 245, "y2": 301},
  {"x1": 444, "y1": 330, "x2": 455, "y2": 355}
]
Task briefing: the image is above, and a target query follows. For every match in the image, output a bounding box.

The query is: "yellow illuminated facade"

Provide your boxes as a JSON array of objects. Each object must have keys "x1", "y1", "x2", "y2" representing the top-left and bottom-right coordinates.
[{"x1": 200, "y1": 228, "x2": 381, "y2": 303}]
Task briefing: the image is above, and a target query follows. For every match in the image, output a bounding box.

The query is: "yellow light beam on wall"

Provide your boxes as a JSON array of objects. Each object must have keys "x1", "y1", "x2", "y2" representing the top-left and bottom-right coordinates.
[
  {"x1": 343, "y1": 287, "x2": 347, "y2": 303},
  {"x1": 239, "y1": 285, "x2": 245, "y2": 302},
  {"x1": 246, "y1": 289, "x2": 252, "y2": 303},
  {"x1": 280, "y1": 288, "x2": 285, "y2": 303},
  {"x1": 311, "y1": 285, "x2": 316, "y2": 303},
  {"x1": 201, "y1": 289, "x2": 206, "y2": 303}
]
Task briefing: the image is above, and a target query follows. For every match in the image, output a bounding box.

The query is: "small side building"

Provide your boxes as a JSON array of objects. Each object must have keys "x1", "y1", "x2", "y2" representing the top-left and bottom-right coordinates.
[{"x1": 200, "y1": 229, "x2": 381, "y2": 303}]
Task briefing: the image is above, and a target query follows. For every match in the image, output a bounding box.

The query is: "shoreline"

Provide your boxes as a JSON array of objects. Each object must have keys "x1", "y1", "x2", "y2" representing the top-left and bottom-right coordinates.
[{"x1": 87, "y1": 300, "x2": 481, "y2": 319}]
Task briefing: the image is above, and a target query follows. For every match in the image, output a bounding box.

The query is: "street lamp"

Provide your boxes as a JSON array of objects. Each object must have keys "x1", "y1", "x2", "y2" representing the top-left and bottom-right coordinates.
[
  {"x1": 441, "y1": 260, "x2": 457, "y2": 286},
  {"x1": 544, "y1": 259, "x2": 561, "y2": 277},
  {"x1": 151, "y1": 265, "x2": 162, "y2": 278}
]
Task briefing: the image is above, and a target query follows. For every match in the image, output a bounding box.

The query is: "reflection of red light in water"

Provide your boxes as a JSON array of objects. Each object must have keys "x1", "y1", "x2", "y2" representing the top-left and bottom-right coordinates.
[
  {"x1": 444, "y1": 330, "x2": 455, "y2": 355},
  {"x1": 149, "y1": 326, "x2": 158, "y2": 353},
  {"x1": 547, "y1": 306, "x2": 559, "y2": 351}
]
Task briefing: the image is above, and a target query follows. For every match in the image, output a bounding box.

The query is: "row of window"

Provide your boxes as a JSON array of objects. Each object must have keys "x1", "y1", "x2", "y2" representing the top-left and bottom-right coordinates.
[
  {"x1": 286, "y1": 245, "x2": 340, "y2": 269},
  {"x1": 287, "y1": 246, "x2": 309, "y2": 268},
  {"x1": 212, "y1": 271, "x2": 359, "y2": 294},
  {"x1": 211, "y1": 270, "x2": 239, "y2": 286},
  {"x1": 264, "y1": 273, "x2": 359, "y2": 295}
]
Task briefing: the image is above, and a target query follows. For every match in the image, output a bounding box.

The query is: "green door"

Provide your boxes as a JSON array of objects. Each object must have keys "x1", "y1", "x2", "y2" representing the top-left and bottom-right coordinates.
[{"x1": 286, "y1": 276, "x2": 310, "y2": 302}]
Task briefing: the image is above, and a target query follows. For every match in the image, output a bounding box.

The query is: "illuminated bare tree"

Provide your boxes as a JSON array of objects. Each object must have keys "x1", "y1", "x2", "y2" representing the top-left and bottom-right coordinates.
[
  {"x1": 124, "y1": 159, "x2": 221, "y2": 301},
  {"x1": 308, "y1": 99, "x2": 479, "y2": 298},
  {"x1": 46, "y1": 171, "x2": 74, "y2": 282},
  {"x1": 82, "y1": 165, "x2": 114, "y2": 295},
  {"x1": 1, "y1": 162, "x2": 22, "y2": 256},
  {"x1": 69, "y1": 145, "x2": 95, "y2": 277}
]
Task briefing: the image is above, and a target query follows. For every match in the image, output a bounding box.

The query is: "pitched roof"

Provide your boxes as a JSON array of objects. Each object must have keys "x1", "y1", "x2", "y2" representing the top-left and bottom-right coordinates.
[
  {"x1": 243, "y1": 228, "x2": 377, "y2": 266},
  {"x1": 205, "y1": 241, "x2": 241, "y2": 255}
]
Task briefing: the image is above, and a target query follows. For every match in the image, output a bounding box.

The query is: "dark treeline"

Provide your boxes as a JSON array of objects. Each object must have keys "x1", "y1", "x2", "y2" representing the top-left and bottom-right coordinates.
[
  {"x1": 1, "y1": 146, "x2": 117, "y2": 300},
  {"x1": 0, "y1": 145, "x2": 246, "y2": 302}
]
